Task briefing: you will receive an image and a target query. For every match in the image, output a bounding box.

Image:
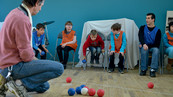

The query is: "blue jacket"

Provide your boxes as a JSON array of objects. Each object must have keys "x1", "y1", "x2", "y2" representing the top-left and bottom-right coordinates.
[
  {"x1": 32, "y1": 31, "x2": 45, "y2": 50},
  {"x1": 163, "y1": 32, "x2": 173, "y2": 48}
]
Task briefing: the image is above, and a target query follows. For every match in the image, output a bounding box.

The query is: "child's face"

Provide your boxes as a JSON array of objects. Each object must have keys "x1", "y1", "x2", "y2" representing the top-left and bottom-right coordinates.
[
  {"x1": 37, "y1": 28, "x2": 45, "y2": 35},
  {"x1": 170, "y1": 25, "x2": 173, "y2": 32},
  {"x1": 112, "y1": 29, "x2": 120, "y2": 34},
  {"x1": 65, "y1": 24, "x2": 72, "y2": 32},
  {"x1": 90, "y1": 34, "x2": 97, "y2": 41}
]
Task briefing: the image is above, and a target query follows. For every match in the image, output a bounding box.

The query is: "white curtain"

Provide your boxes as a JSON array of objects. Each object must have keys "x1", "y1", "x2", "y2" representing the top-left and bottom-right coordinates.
[{"x1": 76, "y1": 18, "x2": 139, "y2": 69}]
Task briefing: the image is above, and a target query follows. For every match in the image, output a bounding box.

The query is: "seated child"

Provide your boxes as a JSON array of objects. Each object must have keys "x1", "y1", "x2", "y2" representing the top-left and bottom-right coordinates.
[
  {"x1": 163, "y1": 22, "x2": 173, "y2": 71},
  {"x1": 83, "y1": 30, "x2": 105, "y2": 64},
  {"x1": 56, "y1": 21, "x2": 77, "y2": 69},
  {"x1": 32, "y1": 23, "x2": 48, "y2": 59},
  {"x1": 108, "y1": 23, "x2": 126, "y2": 74}
]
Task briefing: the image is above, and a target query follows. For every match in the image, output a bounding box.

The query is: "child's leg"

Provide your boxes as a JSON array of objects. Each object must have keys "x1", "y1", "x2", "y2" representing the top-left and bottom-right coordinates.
[
  {"x1": 89, "y1": 47, "x2": 96, "y2": 64},
  {"x1": 95, "y1": 47, "x2": 101, "y2": 64},
  {"x1": 62, "y1": 46, "x2": 74, "y2": 68},
  {"x1": 108, "y1": 53, "x2": 115, "y2": 73},
  {"x1": 165, "y1": 47, "x2": 173, "y2": 70},
  {"x1": 38, "y1": 45, "x2": 47, "y2": 59},
  {"x1": 118, "y1": 53, "x2": 124, "y2": 71},
  {"x1": 33, "y1": 48, "x2": 39, "y2": 58},
  {"x1": 109, "y1": 53, "x2": 115, "y2": 69},
  {"x1": 57, "y1": 45, "x2": 63, "y2": 63}
]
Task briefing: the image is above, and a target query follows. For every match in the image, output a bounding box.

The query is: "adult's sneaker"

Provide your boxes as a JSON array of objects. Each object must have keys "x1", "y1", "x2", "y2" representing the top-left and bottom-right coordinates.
[
  {"x1": 0, "y1": 74, "x2": 7, "y2": 97},
  {"x1": 6, "y1": 77, "x2": 31, "y2": 97}
]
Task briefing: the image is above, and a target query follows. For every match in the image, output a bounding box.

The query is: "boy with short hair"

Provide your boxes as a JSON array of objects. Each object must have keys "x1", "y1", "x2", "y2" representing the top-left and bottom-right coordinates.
[
  {"x1": 108, "y1": 23, "x2": 126, "y2": 74},
  {"x1": 33, "y1": 23, "x2": 48, "y2": 59},
  {"x1": 83, "y1": 30, "x2": 105, "y2": 64}
]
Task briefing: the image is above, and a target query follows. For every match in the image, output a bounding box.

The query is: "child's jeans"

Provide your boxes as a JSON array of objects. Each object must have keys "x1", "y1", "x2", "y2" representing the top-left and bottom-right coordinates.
[
  {"x1": 89, "y1": 46, "x2": 101, "y2": 62},
  {"x1": 165, "y1": 47, "x2": 173, "y2": 58}
]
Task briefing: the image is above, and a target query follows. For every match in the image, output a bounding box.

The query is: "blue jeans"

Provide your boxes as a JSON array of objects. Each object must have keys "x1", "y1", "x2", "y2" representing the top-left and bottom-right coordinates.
[
  {"x1": 165, "y1": 47, "x2": 173, "y2": 58},
  {"x1": 140, "y1": 47, "x2": 159, "y2": 71},
  {"x1": 1, "y1": 60, "x2": 64, "y2": 93},
  {"x1": 89, "y1": 46, "x2": 101, "y2": 61}
]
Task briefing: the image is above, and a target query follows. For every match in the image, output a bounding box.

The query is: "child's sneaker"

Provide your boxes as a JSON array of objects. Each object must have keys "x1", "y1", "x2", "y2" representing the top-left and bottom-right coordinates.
[
  {"x1": 95, "y1": 60, "x2": 99, "y2": 64},
  {"x1": 0, "y1": 74, "x2": 7, "y2": 97},
  {"x1": 90, "y1": 60, "x2": 94, "y2": 64},
  {"x1": 118, "y1": 68, "x2": 124, "y2": 74},
  {"x1": 108, "y1": 68, "x2": 114, "y2": 73},
  {"x1": 6, "y1": 77, "x2": 31, "y2": 97}
]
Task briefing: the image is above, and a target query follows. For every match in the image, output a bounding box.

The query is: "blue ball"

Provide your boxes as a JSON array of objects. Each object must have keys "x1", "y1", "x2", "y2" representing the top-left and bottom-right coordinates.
[
  {"x1": 41, "y1": 51, "x2": 45, "y2": 55},
  {"x1": 68, "y1": 88, "x2": 75, "y2": 96},
  {"x1": 80, "y1": 84, "x2": 86, "y2": 88},
  {"x1": 82, "y1": 59, "x2": 86, "y2": 63},
  {"x1": 76, "y1": 86, "x2": 82, "y2": 94}
]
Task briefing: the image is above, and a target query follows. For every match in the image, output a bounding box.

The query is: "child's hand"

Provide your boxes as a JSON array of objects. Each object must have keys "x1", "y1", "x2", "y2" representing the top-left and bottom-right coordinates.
[
  {"x1": 101, "y1": 49, "x2": 105, "y2": 53},
  {"x1": 83, "y1": 56, "x2": 86, "y2": 60},
  {"x1": 62, "y1": 43, "x2": 67, "y2": 48},
  {"x1": 110, "y1": 51, "x2": 114, "y2": 55},
  {"x1": 38, "y1": 49, "x2": 42, "y2": 54},
  {"x1": 120, "y1": 52, "x2": 124, "y2": 57}
]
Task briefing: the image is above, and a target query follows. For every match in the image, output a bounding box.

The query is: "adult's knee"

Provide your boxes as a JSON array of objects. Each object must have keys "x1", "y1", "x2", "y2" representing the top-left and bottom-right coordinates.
[
  {"x1": 53, "y1": 62, "x2": 64, "y2": 78},
  {"x1": 140, "y1": 47, "x2": 148, "y2": 55},
  {"x1": 152, "y1": 48, "x2": 159, "y2": 54}
]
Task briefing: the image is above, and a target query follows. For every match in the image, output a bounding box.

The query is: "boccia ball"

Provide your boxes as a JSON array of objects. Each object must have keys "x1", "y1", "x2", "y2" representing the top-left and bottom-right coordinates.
[
  {"x1": 76, "y1": 86, "x2": 82, "y2": 94},
  {"x1": 41, "y1": 51, "x2": 45, "y2": 55},
  {"x1": 88, "y1": 88, "x2": 96, "y2": 96},
  {"x1": 84, "y1": 86, "x2": 89, "y2": 90},
  {"x1": 148, "y1": 82, "x2": 154, "y2": 89},
  {"x1": 81, "y1": 87, "x2": 88, "y2": 95},
  {"x1": 68, "y1": 88, "x2": 75, "y2": 96},
  {"x1": 80, "y1": 84, "x2": 86, "y2": 88},
  {"x1": 97, "y1": 89, "x2": 104, "y2": 97},
  {"x1": 66, "y1": 77, "x2": 72, "y2": 83},
  {"x1": 82, "y1": 59, "x2": 86, "y2": 63}
]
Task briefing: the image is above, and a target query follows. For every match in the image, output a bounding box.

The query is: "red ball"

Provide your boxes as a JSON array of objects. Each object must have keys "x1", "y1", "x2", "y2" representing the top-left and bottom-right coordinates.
[
  {"x1": 97, "y1": 89, "x2": 104, "y2": 97},
  {"x1": 148, "y1": 82, "x2": 154, "y2": 89},
  {"x1": 84, "y1": 86, "x2": 89, "y2": 90},
  {"x1": 88, "y1": 88, "x2": 96, "y2": 96},
  {"x1": 66, "y1": 77, "x2": 72, "y2": 83}
]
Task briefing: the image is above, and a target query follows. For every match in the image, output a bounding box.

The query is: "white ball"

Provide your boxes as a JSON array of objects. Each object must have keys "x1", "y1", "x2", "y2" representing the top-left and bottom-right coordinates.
[{"x1": 81, "y1": 88, "x2": 88, "y2": 95}]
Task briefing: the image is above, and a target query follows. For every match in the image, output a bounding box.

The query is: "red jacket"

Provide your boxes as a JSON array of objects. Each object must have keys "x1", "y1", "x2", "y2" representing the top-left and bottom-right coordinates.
[{"x1": 83, "y1": 34, "x2": 104, "y2": 56}]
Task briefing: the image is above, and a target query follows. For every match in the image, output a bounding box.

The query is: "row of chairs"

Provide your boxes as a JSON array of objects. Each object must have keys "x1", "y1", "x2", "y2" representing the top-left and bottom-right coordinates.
[
  {"x1": 53, "y1": 32, "x2": 171, "y2": 74},
  {"x1": 54, "y1": 32, "x2": 128, "y2": 72}
]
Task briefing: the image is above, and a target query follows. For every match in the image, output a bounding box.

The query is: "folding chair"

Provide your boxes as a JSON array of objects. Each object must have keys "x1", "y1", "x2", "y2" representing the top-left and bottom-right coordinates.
[
  {"x1": 162, "y1": 48, "x2": 173, "y2": 73},
  {"x1": 54, "y1": 32, "x2": 75, "y2": 68},
  {"x1": 84, "y1": 32, "x2": 106, "y2": 71},
  {"x1": 106, "y1": 33, "x2": 128, "y2": 72}
]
